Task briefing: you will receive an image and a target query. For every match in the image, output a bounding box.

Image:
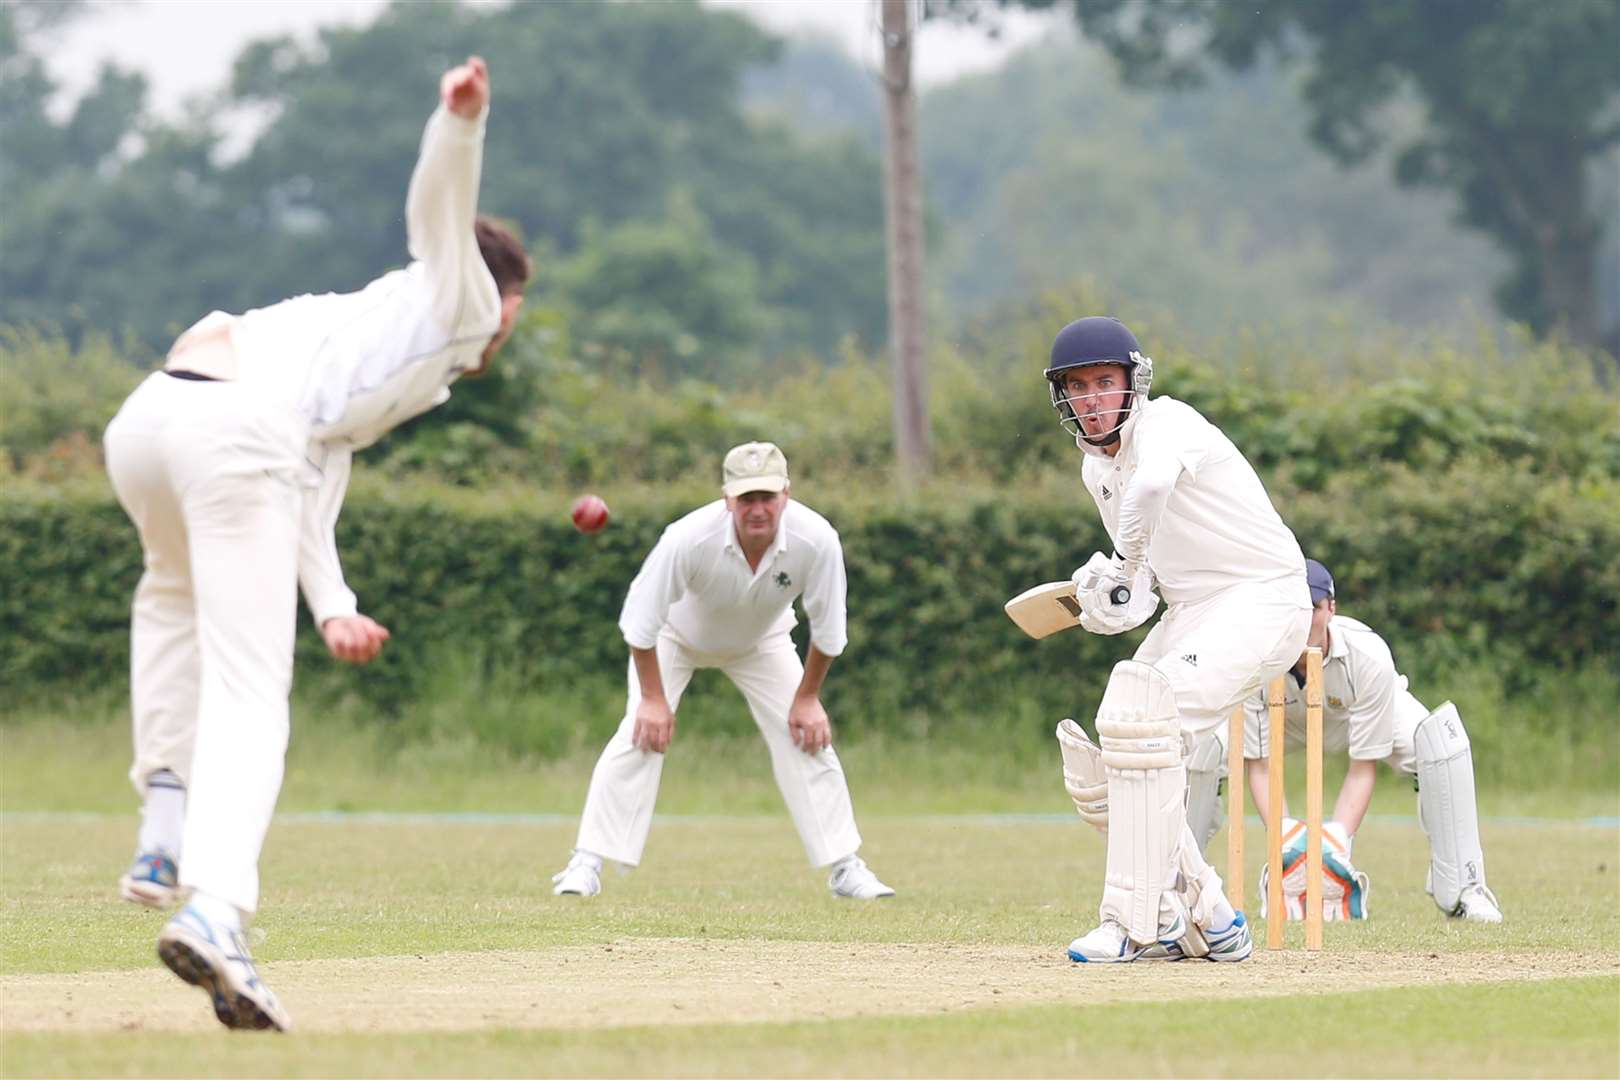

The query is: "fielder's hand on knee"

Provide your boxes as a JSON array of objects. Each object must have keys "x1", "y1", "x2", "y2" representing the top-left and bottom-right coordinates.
[
  {"x1": 441, "y1": 56, "x2": 489, "y2": 119},
  {"x1": 633, "y1": 697, "x2": 676, "y2": 754},
  {"x1": 788, "y1": 694, "x2": 832, "y2": 755},
  {"x1": 321, "y1": 614, "x2": 390, "y2": 664}
]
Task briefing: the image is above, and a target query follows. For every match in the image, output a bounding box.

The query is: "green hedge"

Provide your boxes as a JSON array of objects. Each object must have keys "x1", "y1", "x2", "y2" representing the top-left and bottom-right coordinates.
[{"x1": 4, "y1": 463, "x2": 1615, "y2": 728}]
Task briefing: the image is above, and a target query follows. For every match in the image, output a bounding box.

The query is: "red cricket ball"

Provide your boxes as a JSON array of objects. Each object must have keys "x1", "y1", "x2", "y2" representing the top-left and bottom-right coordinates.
[{"x1": 571, "y1": 494, "x2": 610, "y2": 534}]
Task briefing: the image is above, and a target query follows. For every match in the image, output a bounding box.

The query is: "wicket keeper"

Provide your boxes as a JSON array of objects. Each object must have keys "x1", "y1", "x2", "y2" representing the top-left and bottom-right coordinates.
[{"x1": 1184, "y1": 559, "x2": 1505, "y2": 923}]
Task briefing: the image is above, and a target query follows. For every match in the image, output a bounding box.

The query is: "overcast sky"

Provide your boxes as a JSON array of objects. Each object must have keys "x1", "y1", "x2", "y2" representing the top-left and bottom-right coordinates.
[{"x1": 44, "y1": 0, "x2": 1061, "y2": 117}]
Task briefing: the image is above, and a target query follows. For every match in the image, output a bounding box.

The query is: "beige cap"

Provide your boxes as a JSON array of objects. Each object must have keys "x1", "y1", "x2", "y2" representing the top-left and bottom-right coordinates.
[{"x1": 721, "y1": 441, "x2": 789, "y2": 497}]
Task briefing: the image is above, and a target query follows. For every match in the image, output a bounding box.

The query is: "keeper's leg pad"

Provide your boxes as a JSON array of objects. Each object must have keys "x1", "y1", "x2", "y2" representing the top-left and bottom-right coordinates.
[
  {"x1": 1183, "y1": 729, "x2": 1226, "y2": 857},
  {"x1": 1056, "y1": 719, "x2": 1108, "y2": 834},
  {"x1": 1096, "y1": 661, "x2": 1186, "y2": 944},
  {"x1": 1414, "y1": 702, "x2": 1487, "y2": 914}
]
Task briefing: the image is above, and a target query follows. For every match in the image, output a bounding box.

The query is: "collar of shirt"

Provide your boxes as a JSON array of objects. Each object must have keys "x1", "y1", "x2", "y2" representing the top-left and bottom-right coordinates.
[
  {"x1": 1292, "y1": 616, "x2": 1349, "y2": 688},
  {"x1": 1325, "y1": 618, "x2": 1351, "y2": 662},
  {"x1": 722, "y1": 515, "x2": 789, "y2": 571}
]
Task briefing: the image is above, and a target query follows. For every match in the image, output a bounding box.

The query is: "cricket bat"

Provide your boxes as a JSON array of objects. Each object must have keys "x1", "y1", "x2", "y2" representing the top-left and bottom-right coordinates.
[
  {"x1": 1005, "y1": 578, "x2": 1132, "y2": 639},
  {"x1": 1004, "y1": 581, "x2": 1083, "y2": 639}
]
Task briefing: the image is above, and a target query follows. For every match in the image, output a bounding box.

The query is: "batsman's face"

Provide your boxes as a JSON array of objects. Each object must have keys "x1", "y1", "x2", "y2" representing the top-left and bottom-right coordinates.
[
  {"x1": 727, "y1": 489, "x2": 789, "y2": 544},
  {"x1": 1058, "y1": 364, "x2": 1130, "y2": 440}
]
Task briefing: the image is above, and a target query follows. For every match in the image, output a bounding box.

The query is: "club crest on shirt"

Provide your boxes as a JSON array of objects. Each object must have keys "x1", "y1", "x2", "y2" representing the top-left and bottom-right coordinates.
[
  {"x1": 1328, "y1": 695, "x2": 1345, "y2": 708},
  {"x1": 774, "y1": 571, "x2": 792, "y2": 589}
]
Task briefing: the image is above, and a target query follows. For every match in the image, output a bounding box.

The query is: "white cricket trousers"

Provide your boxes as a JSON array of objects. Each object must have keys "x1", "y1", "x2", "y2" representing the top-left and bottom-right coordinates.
[
  {"x1": 1135, "y1": 579, "x2": 1312, "y2": 740},
  {"x1": 575, "y1": 632, "x2": 863, "y2": 868},
  {"x1": 104, "y1": 372, "x2": 309, "y2": 914}
]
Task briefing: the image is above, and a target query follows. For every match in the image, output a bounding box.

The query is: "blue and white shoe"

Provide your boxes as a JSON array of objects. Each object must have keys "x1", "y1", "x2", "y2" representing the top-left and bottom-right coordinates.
[
  {"x1": 157, "y1": 904, "x2": 290, "y2": 1032},
  {"x1": 1203, "y1": 911, "x2": 1254, "y2": 963},
  {"x1": 119, "y1": 850, "x2": 181, "y2": 909},
  {"x1": 1069, "y1": 905, "x2": 1201, "y2": 963}
]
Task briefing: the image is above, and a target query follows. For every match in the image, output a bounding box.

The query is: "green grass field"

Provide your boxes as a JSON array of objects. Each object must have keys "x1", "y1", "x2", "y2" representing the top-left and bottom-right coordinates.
[{"x1": 3, "y1": 713, "x2": 1618, "y2": 1078}]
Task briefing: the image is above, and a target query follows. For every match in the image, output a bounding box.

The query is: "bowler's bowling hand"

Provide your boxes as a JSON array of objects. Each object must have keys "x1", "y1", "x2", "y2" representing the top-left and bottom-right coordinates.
[
  {"x1": 441, "y1": 56, "x2": 489, "y2": 119},
  {"x1": 322, "y1": 614, "x2": 391, "y2": 664}
]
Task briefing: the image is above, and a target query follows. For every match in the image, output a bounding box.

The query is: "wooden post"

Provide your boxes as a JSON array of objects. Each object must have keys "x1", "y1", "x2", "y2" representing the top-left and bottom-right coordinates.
[
  {"x1": 1305, "y1": 646, "x2": 1325, "y2": 951},
  {"x1": 1266, "y1": 673, "x2": 1287, "y2": 950}
]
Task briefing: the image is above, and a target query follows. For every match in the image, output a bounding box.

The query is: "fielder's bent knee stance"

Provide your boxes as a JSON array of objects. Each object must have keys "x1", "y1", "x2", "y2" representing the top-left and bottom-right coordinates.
[{"x1": 576, "y1": 635, "x2": 861, "y2": 869}]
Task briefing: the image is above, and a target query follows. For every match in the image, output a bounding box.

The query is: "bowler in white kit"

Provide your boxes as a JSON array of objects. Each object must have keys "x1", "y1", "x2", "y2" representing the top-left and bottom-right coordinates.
[
  {"x1": 551, "y1": 442, "x2": 894, "y2": 900},
  {"x1": 102, "y1": 57, "x2": 529, "y2": 1030},
  {"x1": 1044, "y1": 316, "x2": 1311, "y2": 963}
]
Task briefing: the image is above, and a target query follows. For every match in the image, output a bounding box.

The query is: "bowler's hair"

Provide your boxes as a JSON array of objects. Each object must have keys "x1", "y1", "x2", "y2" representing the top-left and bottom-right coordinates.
[{"x1": 475, "y1": 216, "x2": 532, "y2": 296}]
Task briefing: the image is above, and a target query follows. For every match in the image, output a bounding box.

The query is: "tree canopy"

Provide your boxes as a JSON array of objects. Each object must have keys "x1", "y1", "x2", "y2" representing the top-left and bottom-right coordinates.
[
  {"x1": 1, "y1": 1, "x2": 887, "y2": 362},
  {"x1": 995, "y1": 0, "x2": 1620, "y2": 354}
]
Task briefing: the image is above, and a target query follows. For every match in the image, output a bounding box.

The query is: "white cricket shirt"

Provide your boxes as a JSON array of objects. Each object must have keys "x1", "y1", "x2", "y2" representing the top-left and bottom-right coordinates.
[
  {"x1": 618, "y1": 500, "x2": 849, "y2": 659},
  {"x1": 174, "y1": 103, "x2": 503, "y2": 625},
  {"x1": 1082, "y1": 396, "x2": 1306, "y2": 606},
  {"x1": 1243, "y1": 615, "x2": 1404, "y2": 760}
]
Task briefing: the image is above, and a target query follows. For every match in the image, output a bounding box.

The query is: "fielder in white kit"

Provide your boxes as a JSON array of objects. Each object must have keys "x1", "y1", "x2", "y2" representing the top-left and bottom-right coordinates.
[
  {"x1": 102, "y1": 57, "x2": 530, "y2": 1031},
  {"x1": 1044, "y1": 317, "x2": 1311, "y2": 963},
  {"x1": 550, "y1": 442, "x2": 894, "y2": 900},
  {"x1": 1183, "y1": 558, "x2": 1504, "y2": 923}
]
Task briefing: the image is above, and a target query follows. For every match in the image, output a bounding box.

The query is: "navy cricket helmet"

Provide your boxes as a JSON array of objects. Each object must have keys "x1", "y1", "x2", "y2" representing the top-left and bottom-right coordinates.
[{"x1": 1043, "y1": 316, "x2": 1154, "y2": 447}]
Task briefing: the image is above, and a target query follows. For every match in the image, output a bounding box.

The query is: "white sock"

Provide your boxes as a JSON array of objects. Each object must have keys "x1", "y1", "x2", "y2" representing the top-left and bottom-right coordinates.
[
  {"x1": 137, "y1": 769, "x2": 185, "y2": 856},
  {"x1": 1209, "y1": 895, "x2": 1238, "y2": 929},
  {"x1": 572, "y1": 850, "x2": 603, "y2": 872},
  {"x1": 187, "y1": 891, "x2": 242, "y2": 931}
]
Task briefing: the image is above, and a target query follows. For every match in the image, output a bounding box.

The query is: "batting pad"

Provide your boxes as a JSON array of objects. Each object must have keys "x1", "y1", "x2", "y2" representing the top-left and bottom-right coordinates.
[
  {"x1": 1056, "y1": 719, "x2": 1108, "y2": 833},
  {"x1": 1095, "y1": 661, "x2": 1186, "y2": 943},
  {"x1": 1415, "y1": 702, "x2": 1486, "y2": 913}
]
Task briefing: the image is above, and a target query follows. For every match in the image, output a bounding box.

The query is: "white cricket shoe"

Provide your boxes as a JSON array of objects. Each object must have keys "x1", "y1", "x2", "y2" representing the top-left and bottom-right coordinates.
[
  {"x1": 119, "y1": 849, "x2": 182, "y2": 909},
  {"x1": 551, "y1": 852, "x2": 602, "y2": 897},
  {"x1": 1455, "y1": 884, "x2": 1504, "y2": 923},
  {"x1": 157, "y1": 904, "x2": 290, "y2": 1032},
  {"x1": 1068, "y1": 919, "x2": 1144, "y2": 963},
  {"x1": 827, "y1": 855, "x2": 895, "y2": 899}
]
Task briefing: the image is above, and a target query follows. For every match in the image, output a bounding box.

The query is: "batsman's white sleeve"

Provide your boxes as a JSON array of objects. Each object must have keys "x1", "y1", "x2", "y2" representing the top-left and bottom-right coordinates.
[
  {"x1": 799, "y1": 530, "x2": 849, "y2": 658},
  {"x1": 406, "y1": 104, "x2": 496, "y2": 333},
  {"x1": 1114, "y1": 453, "x2": 1181, "y2": 569},
  {"x1": 298, "y1": 444, "x2": 359, "y2": 626},
  {"x1": 618, "y1": 527, "x2": 690, "y2": 651},
  {"x1": 1115, "y1": 408, "x2": 1215, "y2": 569}
]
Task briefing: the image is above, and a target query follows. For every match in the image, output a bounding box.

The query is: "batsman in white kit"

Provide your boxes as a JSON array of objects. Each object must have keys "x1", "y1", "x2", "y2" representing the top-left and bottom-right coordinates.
[
  {"x1": 1035, "y1": 316, "x2": 1312, "y2": 963},
  {"x1": 102, "y1": 58, "x2": 530, "y2": 1031},
  {"x1": 1183, "y1": 558, "x2": 1504, "y2": 923},
  {"x1": 551, "y1": 442, "x2": 894, "y2": 900}
]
